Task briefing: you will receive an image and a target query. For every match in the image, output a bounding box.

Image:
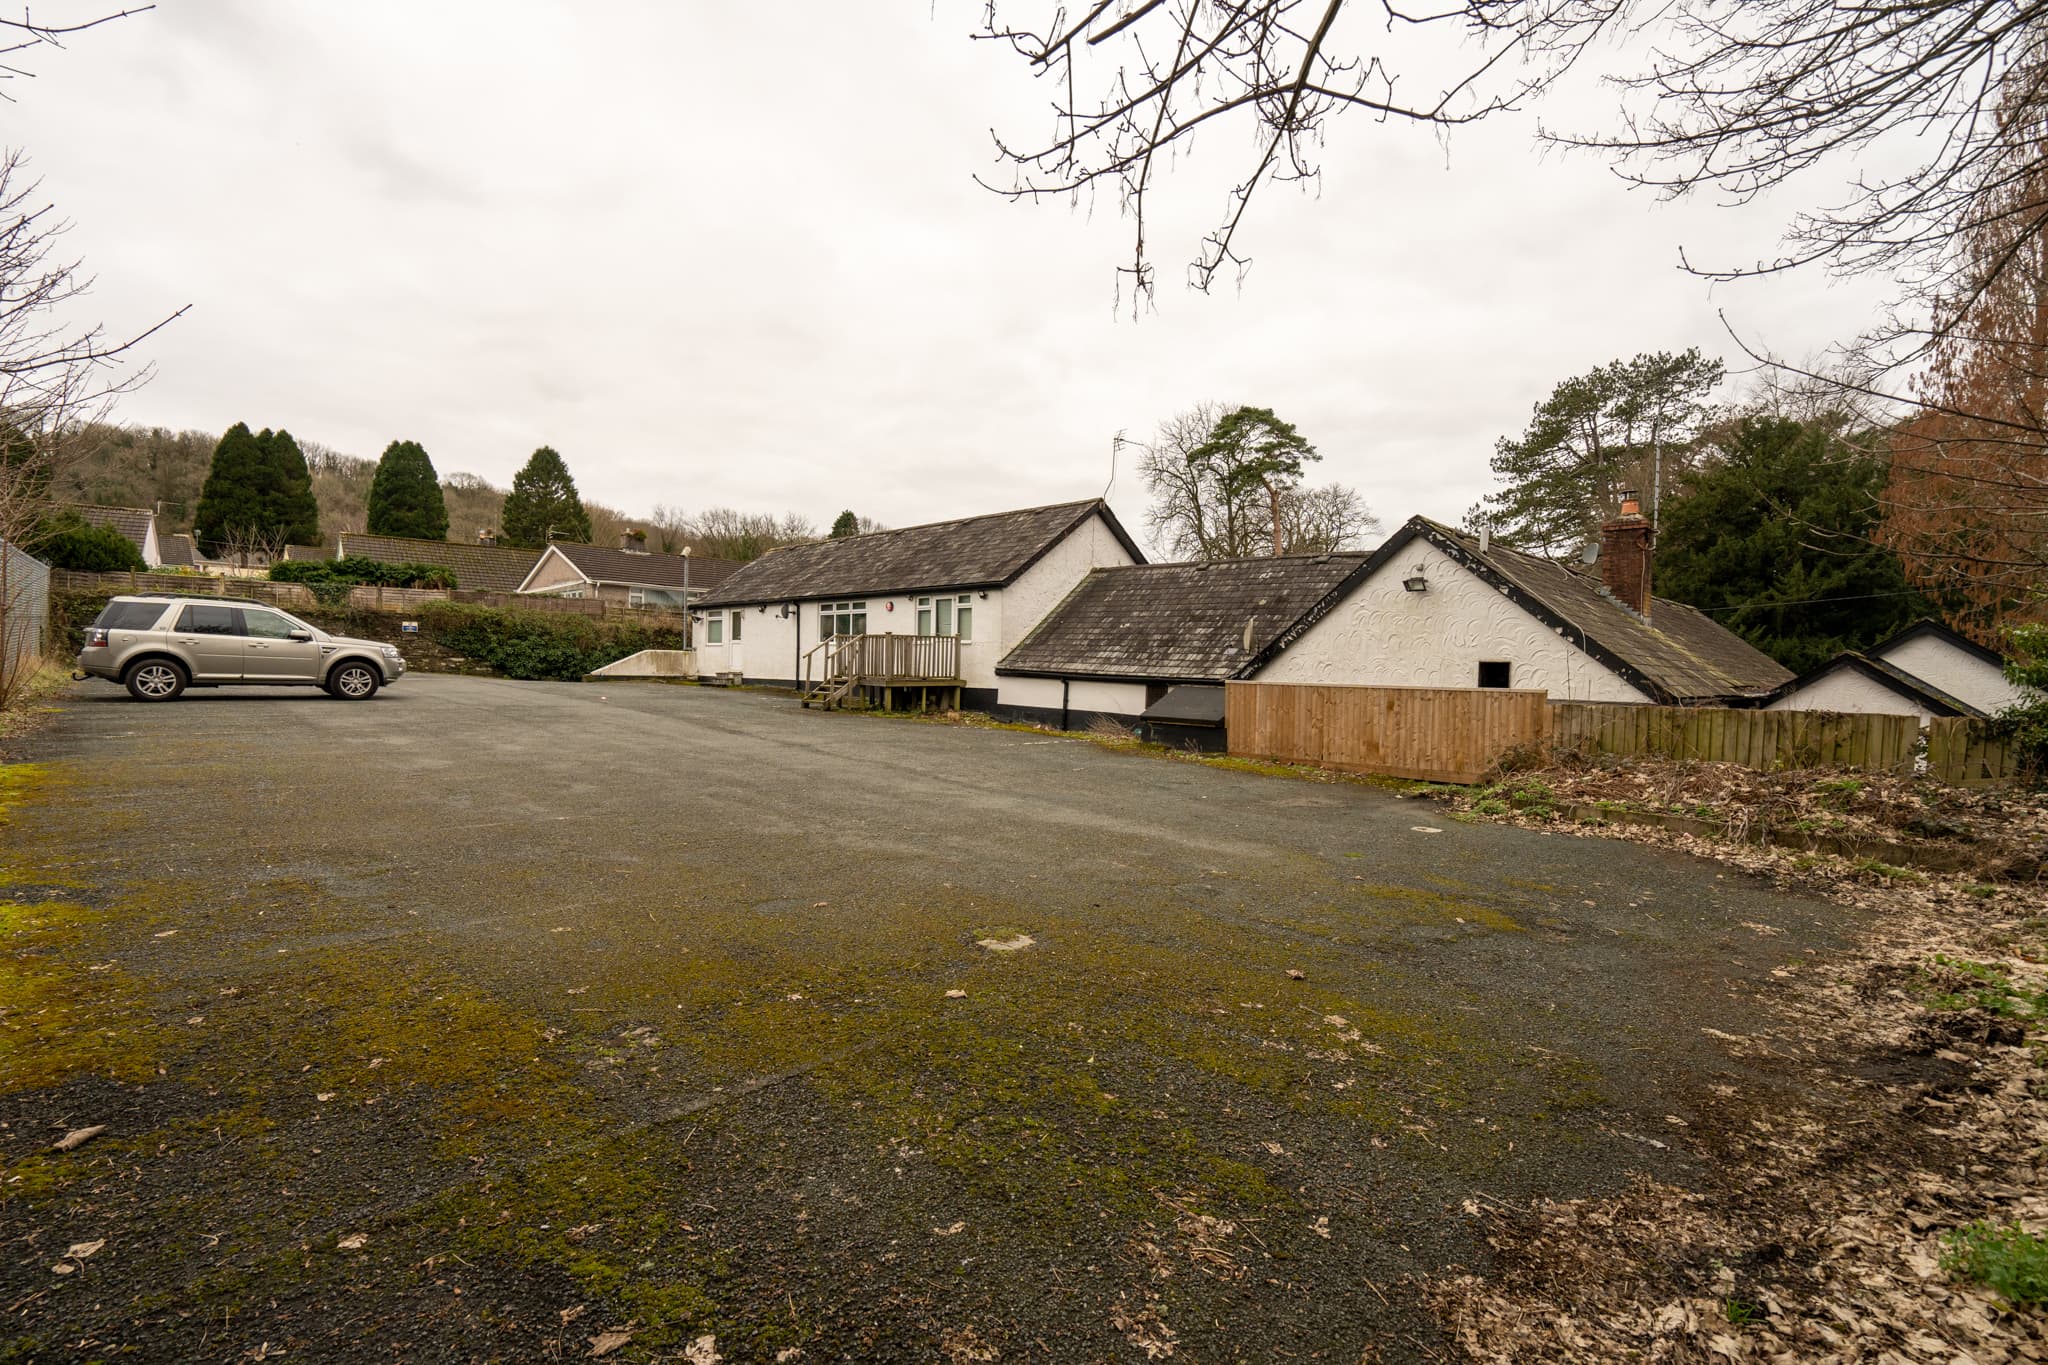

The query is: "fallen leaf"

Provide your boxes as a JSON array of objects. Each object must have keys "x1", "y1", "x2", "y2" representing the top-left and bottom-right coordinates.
[
  {"x1": 589, "y1": 1327, "x2": 635, "y2": 1357},
  {"x1": 1411, "y1": 826, "x2": 1443, "y2": 834},
  {"x1": 316, "y1": 1093, "x2": 336, "y2": 1102},
  {"x1": 65, "y1": 1239, "x2": 105, "y2": 1260},
  {"x1": 1285, "y1": 969, "x2": 1306, "y2": 980},
  {"x1": 153, "y1": 929, "x2": 177, "y2": 938},
  {"x1": 683, "y1": 1335, "x2": 722, "y2": 1365},
  {"x1": 52, "y1": 1125, "x2": 106, "y2": 1152},
  {"x1": 559, "y1": 1304, "x2": 588, "y2": 1326},
  {"x1": 337, "y1": 1233, "x2": 367, "y2": 1251},
  {"x1": 945, "y1": 989, "x2": 967, "y2": 999},
  {"x1": 934, "y1": 1220, "x2": 966, "y2": 1236},
  {"x1": 1310, "y1": 1215, "x2": 1331, "y2": 1239},
  {"x1": 49, "y1": 1262, "x2": 75, "y2": 1275}
]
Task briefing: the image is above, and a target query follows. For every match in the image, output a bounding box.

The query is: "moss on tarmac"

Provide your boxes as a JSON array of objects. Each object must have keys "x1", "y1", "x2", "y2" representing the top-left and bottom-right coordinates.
[{"x1": 0, "y1": 678, "x2": 1852, "y2": 1362}]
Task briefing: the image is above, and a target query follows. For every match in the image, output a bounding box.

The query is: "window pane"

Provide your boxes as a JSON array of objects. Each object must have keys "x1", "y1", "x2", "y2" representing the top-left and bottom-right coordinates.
[
  {"x1": 731, "y1": 610, "x2": 742, "y2": 641},
  {"x1": 176, "y1": 604, "x2": 241, "y2": 635},
  {"x1": 917, "y1": 606, "x2": 932, "y2": 636},
  {"x1": 96, "y1": 601, "x2": 168, "y2": 631},
  {"x1": 242, "y1": 610, "x2": 297, "y2": 639},
  {"x1": 956, "y1": 605, "x2": 972, "y2": 641},
  {"x1": 707, "y1": 619, "x2": 722, "y2": 644},
  {"x1": 851, "y1": 612, "x2": 866, "y2": 635},
  {"x1": 936, "y1": 598, "x2": 952, "y2": 634}
]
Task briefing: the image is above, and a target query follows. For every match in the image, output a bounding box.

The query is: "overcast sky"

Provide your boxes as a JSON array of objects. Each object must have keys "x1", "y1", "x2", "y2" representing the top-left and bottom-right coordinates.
[{"x1": 10, "y1": 2, "x2": 1901, "y2": 551}]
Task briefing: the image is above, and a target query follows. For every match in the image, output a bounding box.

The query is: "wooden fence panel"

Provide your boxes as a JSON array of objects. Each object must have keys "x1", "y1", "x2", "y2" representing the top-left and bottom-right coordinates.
[
  {"x1": 1929, "y1": 716, "x2": 2022, "y2": 785},
  {"x1": 1226, "y1": 682, "x2": 1550, "y2": 784}
]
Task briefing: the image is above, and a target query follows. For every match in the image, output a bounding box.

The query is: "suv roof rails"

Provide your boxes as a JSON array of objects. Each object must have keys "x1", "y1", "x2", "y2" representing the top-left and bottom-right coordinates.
[{"x1": 122, "y1": 592, "x2": 277, "y2": 609}]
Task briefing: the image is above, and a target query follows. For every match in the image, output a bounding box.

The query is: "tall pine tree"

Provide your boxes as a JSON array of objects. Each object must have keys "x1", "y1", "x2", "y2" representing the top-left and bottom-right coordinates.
[
  {"x1": 367, "y1": 439, "x2": 449, "y2": 540},
  {"x1": 260, "y1": 428, "x2": 321, "y2": 546},
  {"x1": 499, "y1": 446, "x2": 591, "y2": 547},
  {"x1": 830, "y1": 510, "x2": 859, "y2": 539},
  {"x1": 194, "y1": 422, "x2": 322, "y2": 554}
]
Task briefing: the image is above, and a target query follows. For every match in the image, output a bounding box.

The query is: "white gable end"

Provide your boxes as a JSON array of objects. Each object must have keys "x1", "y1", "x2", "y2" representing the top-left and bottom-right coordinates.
[
  {"x1": 1875, "y1": 634, "x2": 2023, "y2": 715},
  {"x1": 1255, "y1": 540, "x2": 1649, "y2": 701}
]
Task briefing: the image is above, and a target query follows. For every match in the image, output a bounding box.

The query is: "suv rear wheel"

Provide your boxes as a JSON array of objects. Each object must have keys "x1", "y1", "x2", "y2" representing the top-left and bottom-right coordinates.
[
  {"x1": 328, "y1": 662, "x2": 381, "y2": 700},
  {"x1": 125, "y1": 658, "x2": 187, "y2": 702}
]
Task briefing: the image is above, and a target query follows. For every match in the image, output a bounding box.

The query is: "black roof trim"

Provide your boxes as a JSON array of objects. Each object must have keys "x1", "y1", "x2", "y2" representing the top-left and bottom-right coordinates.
[
  {"x1": 1869, "y1": 618, "x2": 2007, "y2": 670},
  {"x1": 1773, "y1": 650, "x2": 1983, "y2": 718}
]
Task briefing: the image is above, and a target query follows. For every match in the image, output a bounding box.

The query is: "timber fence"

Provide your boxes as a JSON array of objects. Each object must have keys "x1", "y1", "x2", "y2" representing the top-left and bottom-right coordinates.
[{"x1": 1226, "y1": 682, "x2": 2023, "y2": 786}]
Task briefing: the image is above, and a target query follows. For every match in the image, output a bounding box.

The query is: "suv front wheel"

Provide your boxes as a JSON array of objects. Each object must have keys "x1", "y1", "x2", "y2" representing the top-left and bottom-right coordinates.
[
  {"x1": 327, "y1": 661, "x2": 381, "y2": 700},
  {"x1": 125, "y1": 658, "x2": 188, "y2": 702}
]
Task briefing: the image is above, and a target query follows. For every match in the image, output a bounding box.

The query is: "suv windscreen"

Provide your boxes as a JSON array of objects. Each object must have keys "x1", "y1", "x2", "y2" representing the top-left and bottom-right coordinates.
[
  {"x1": 94, "y1": 601, "x2": 172, "y2": 631},
  {"x1": 175, "y1": 604, "x2": 243, "y2": 636}
]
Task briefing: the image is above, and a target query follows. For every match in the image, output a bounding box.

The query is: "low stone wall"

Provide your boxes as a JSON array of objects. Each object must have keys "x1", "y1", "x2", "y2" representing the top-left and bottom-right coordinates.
[{"x1": 294, "y1": 607, "x2": 492, "y2": 676}]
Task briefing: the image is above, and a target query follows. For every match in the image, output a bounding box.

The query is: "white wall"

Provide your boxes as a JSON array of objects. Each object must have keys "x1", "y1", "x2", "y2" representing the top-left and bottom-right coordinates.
[
  {"x1": 1069, "y1": 679, "x2": 1148, "y2": 716},
  {"x1": 693, "y1": 510, "x2": 1136, "y2": 692},
  {"x1": 998, "y1": 675, "x2": 1065, "y2": 711},
  {"x1": 1767, "y1": 665, "x2": 1933, "y2": 722},
  {"x1": 1003, "y1": 512, "x2": 1140, "y2": 651},
  {"x1": 1256, "y1": 542, "x2": 1647, "y2": 701},
  {"x1": 1876, "y1": 635, "x2": 2023, "y2": 715}
]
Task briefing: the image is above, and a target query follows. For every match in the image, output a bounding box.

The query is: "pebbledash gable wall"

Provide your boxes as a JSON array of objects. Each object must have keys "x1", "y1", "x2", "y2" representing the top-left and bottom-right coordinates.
[
  {"x1": 1764, "y1": 663, "x2": 1941, "y2": 722},
  {"x1": 1878, "y1": 634, "x2": 2023, "y2": 716},
  {"x1": 1254, "y1": 540, "x2": 1647, "y2": 702}
]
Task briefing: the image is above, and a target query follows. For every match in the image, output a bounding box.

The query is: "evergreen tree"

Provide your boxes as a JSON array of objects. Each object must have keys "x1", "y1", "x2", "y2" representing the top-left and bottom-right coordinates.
[
  {"x1": 259, "y1": 427, "x2": 321, "y2": 546},
  {"x1": 193, "y1": 422, "x2": 322, "y2": 553},
  {"x1": 499, "y1": 446, "x2": 590, "y2": 548},
  {"x1": 1656, "y1": 415, "x2": 1933, "y2": 674},
  {"x1": 830, "y1": 509, "x2": 859, "y2": 539},
  {"x1": 366, "y1": 439, "x2": 449, "y2": 540},
  {"x1": 193, "y1": 422, "x2": 270, "y2": 554},
  {"x1": 1473, "y1": 350, "x2": 1725, "y2": 557}
]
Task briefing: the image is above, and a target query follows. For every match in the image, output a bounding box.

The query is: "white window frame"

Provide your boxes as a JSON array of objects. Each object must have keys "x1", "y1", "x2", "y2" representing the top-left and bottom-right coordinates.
[
  {"x1": 706, "y1": 615, "x2": 724, "y2": 645},
  {"x1": 916, "y1": 593, "x2": 973, "y2": 641},
  {"x1": 819, "y1": 600, "x2": 867, "y2": 638}
]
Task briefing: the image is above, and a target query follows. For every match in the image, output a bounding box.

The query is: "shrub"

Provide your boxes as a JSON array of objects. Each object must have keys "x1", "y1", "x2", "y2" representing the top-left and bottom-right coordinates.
[
  {"x1": 413, "y1": 602, "x2": 682, "y2": 681},
  {"x1": 270, "y1": 557, "x2": 456, "y2": 590},
  {"x1": 1999, "y1": 624, "x2": 2048, "y2": 781},
  {"x1": 1942, "y1": 1221, "x2": 2048, "y2": 1307},
  {"x1": 33, "y1": 512, "x2": 145, "y2": 572}
]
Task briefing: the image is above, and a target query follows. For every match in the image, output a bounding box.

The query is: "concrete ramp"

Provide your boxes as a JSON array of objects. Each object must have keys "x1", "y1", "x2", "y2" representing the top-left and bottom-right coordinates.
[{"x1": 584, "y1": 649, "x2": 696, "y2": 681}]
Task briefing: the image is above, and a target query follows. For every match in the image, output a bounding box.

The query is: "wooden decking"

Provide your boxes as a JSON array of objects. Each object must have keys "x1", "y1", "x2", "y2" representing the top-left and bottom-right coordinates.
[{"x1": 801, "y1": 633, "x2": 963, "y2": 711}]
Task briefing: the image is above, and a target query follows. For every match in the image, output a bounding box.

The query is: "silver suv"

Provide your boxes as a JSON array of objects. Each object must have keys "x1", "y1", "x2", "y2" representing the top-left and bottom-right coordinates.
[{"x1": 75, "y1": 595, "x2": 406, "y2": 702}]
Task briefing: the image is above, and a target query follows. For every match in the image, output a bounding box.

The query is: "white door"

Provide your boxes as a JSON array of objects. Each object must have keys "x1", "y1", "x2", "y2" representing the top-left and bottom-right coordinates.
[{"x1": 728, "y1": 609, "x2": 744, "y2": 673}]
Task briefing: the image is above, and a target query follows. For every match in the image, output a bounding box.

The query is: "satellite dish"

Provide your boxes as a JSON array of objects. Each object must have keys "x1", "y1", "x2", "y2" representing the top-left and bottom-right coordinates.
[{"x1": 1580, "y1": 542, "x2": 1600, "y2": 566}]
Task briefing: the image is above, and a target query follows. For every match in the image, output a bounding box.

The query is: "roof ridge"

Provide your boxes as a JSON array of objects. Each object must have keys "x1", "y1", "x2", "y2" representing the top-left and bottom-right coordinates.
[{"x1": 795, "y1": 497, "x2": 1103, "y2": 548}]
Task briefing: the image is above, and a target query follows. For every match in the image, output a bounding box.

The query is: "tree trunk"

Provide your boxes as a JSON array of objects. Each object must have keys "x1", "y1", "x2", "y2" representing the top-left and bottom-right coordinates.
[{"x1": 1268, "y1": 480, "x2": 1283, "y2": 556}]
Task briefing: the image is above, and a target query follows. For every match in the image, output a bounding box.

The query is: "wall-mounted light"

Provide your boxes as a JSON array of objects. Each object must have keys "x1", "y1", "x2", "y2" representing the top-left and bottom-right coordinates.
[
  {"x1": 1403, "y1": 574, "x2": 1428, "y2": 593},
  {"x1": 979, "y1": 591, "x2": 989, "y2": 600}
]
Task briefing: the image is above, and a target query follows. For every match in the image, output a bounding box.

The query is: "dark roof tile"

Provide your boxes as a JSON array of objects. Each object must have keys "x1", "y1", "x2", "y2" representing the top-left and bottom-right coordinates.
[
  {"x1": 700, "y1": 500, "x2": 1141, "y2": 606},
  {"x1": 541, "y1": 542, "x2": 741, "y2": 593},
  {"x1": 337, "y1": 532, "x2": 543, "y2": 592},
  {"x1": 999, "y1": 554, "x2": 1370, "y2": 681}
]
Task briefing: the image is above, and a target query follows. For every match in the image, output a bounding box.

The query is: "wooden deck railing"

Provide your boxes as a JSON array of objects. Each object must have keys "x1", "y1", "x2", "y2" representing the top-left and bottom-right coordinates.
[{"x1": 810, "y1": 632, "x2": 960, "y2": 684}]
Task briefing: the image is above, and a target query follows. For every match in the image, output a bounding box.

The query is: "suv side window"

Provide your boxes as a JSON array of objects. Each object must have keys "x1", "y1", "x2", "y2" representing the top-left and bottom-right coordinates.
[
  {"x1": 175, "y1": 604, "x2": 243, "y2": 636},
  {"x1": 241, "y1": 609, "x2": 301, "y2": 640},
  {"x1": 94, "y1": 601, "x2": 172, "y2": 631}
]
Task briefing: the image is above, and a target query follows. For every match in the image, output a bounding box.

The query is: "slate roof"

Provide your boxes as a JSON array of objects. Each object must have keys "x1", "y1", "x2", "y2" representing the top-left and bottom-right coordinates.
[
  {"x1": 698, "y1": 500, "x2": 1143, "y2": 607},
  {"x1": 999, "y1": 554, "x2": 1370, "y2": 682},
  {"x1": 1382, "y1": 518, "x2": 1795, "y2": 704},
  {"x1": 64, "y1": 504, "x2": 154, "y2": 557},
  {"x1": 534, "y1": 542, "x2": 741, "y2": 594},
  {"x1": 281, "y1": 542, "x2": 333, "y2": 562},
  {"x1": 337, "y1": 532, "x2": 542, "y2": 593},
  {"x1": 159, "y1": 533, "x2": 197, "y2": 568},
  {"x1": 1773, "y1": 651, "x2": 1985, "y2": 719}
]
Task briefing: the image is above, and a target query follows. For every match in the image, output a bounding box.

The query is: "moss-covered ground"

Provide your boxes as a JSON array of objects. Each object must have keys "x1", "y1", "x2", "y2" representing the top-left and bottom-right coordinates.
[{"x1": 0, "y1": 677, "x2": 1852, "y2": 1362}]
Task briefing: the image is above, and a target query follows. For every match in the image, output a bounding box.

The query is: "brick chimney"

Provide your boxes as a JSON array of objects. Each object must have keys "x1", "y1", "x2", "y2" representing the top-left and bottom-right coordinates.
[
  {"x1": 618, "y1": 528, "x2": 649, "y2": 553},
  {"x1": 1599, "y1": 490, "x2": 1653, "y2": 618},
  {"x1": 477, "y1": 528, "x2": 498, "y2": 548}
]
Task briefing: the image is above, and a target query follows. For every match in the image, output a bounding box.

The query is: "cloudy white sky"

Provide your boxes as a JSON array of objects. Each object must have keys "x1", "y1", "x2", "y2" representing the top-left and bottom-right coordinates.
[{"x1": 10, "y1": 2, "x2": 1901, "y2": 549}]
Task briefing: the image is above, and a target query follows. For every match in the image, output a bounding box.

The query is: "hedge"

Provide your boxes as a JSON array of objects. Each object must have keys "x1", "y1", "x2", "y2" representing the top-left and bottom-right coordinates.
[
  {"x1": 270, "y1": 557, "x2": 456, "y2": 589},
  {"x1": 411, "y1": 602, "x2": 683, "y2": 681}
]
